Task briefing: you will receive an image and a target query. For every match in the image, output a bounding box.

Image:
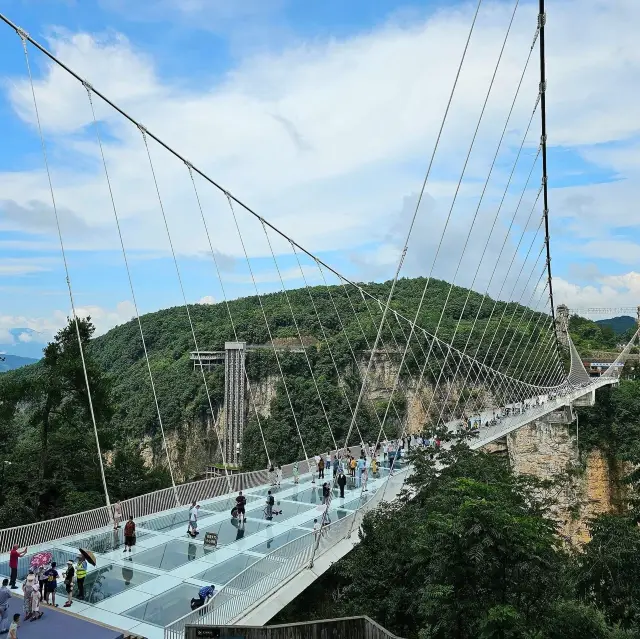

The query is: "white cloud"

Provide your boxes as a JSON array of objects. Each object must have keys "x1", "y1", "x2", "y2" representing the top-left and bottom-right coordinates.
[
  {"x1": 0, "y1": 301, "x2": 135, "y2": 344},
  {"x1": 0, "y1": 258, "x2": 52, "y2": 276},
  {"x1": 4, "y1": 0, "x2": 640, "y2": 264},
  {"x1": 554, "y1": 272, "x2": 640, "y2": 317},
  {"x1": 74, "y1": 300, "x2": 136, "y2": 335},
  {"x1": 198, "y1": 295, "x2": 215, "y2": 305},
  {"x1": 2, "y1": 0, "x2": 640, "y2": 331}
]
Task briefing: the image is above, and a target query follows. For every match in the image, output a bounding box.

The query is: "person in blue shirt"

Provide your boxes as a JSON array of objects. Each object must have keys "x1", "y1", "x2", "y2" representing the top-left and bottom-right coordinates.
[
  {"x1": 43, "y1": 562, "x2": 60, "y2": 607},
  {"x1": 198, "y1": 585, "x2": 215, "y2": 604},
  {"x1": 190, "y1": 584, "x2": 215, "y2": 611}
]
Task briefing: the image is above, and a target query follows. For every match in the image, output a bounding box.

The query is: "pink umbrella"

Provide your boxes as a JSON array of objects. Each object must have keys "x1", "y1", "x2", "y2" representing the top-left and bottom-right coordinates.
[{"x1": 29, "y1": 551, "x2": 52, "y2": 569}]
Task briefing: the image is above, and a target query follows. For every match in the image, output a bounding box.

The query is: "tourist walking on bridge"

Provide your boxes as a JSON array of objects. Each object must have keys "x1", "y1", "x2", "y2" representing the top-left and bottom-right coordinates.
[
  {"x1": 62, "y1": 560, "x2": 74, "y2": 608},
  {"x1": 113, "y1": 500, "x2": 122, "y2": 530},
  {"x1": 337, "y1": 471, "x2": 347, "y2": 499},
  {"x1": 322, "y1": 482, "x2": 330, "y2": 505},
  {"x1": 30, "y1": 582, "x2": 42, "y2": 621},
  {"x1": 318, "y1": 456, "x2": 325, "y2": 479},
  {"x1": 124, "y1": 516, "x2": 136, "y2": 552},
  {"x1": 265, "y1": 490, "x2": 275, "y2": 520},
  {"x1": 21, "y1": 573, "x2": 34, "y2": 619},
  {"x1": 235, "y1": 491, "x2": 247, "y2": 523},
  {"x1": 43, "y1": 562, "x2": 59, "y2": 607},
  {"x1": 188, "y1": 503, "x2": 200, "y2": 537}
]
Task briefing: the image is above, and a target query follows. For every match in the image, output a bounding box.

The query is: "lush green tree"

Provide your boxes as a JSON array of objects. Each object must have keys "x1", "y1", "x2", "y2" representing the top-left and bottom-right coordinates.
[
  {"x1": 574, "y1": 514, "x2": 640, "y2": 629},
  {"x1": 275, "y1": 446, "x2": 571, "y2": 639}
]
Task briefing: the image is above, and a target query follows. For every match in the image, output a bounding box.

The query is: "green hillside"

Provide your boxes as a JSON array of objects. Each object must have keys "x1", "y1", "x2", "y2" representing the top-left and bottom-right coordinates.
[
  {"x1": 595, "y1": 315, "x2": 636, "y2": 336},
  {"x1": 0, "y1": 276, "x2": 617, "y2": 527}
]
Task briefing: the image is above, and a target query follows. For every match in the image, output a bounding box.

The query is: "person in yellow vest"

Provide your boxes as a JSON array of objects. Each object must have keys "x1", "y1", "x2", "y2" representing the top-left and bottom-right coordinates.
[
  {"x1": 75, "y1": 555, "x2": 88, "y2": 600},
  {"x1": 372, "y1": 458, "x2": 378, "y2": 477}
]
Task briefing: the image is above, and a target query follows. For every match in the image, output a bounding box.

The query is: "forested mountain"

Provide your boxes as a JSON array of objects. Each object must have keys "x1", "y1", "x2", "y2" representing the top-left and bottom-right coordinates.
[
  {"x1": 0, "y1": 276, "x2": 620, "y2": 527},
  {"x1": 596, "y1": 315, "x2": 636, "y2": 336}
]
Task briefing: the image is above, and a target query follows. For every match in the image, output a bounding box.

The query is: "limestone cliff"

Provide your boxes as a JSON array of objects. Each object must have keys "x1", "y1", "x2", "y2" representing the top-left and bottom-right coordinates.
[{"x1": 494, "y1": 419, "x2": 631, "y2": 545}]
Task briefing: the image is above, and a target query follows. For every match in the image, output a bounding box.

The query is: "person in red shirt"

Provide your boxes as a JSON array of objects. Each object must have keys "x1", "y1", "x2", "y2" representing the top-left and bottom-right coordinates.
[{"x1": 8, "y1": 545, "x2": 27, "y2": 589}]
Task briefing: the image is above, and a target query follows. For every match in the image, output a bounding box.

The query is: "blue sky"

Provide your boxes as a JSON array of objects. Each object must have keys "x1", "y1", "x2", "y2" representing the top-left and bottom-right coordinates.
[{"x1": 1, "y1": 0, "x2": 640, "y2": 355}]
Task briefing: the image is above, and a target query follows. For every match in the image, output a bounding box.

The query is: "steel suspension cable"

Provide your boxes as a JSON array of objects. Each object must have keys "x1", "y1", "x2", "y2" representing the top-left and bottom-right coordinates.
[
  {"x1": 492, "y1": 255, "x2": 551, "y2": 373},
  {"x1": 444, "y1": 147, "x2": 541, "y2": 392},
  {"x1": 354, "y1": 289, "x2": 435, "y2": 425},
  {"x1": 259, "y1": 221, "x2": 338, "y2": 451},
  {"x1": 458, "y1": 262, "x2": 548, "y2": 418},
  {"x1": 84, "y1": 85, "x2": 180, "y2": 506},
  {"x1": 376, "y1": 0, "x2": 521, "y2": 441},
  {"x1": 18, "y1": 31, "x2": 112, "y2": 517},
  {"x1": 223, "y1": 195, "x2": 311, "y2": 472},
  {"x1": 427, "y1": 93, "x2": 540, "y2": 416},
  {"x1": 466, "y1": 186, "x2": 545, "y2": 374},
  {"x1": 2, "y1": 10, "x2": 551, "y2": 402},
  {"x1": 464, "y1": 240, "x2": 546, "y2": 405},
  {"x1": 139, "y1": 129, "x2": 232, "y2": 495},
  {"x1": 338, "y1": 281, "x2": 409, "y2": 436},
  {"x1": 313, "y1": 263, "x2": 395, "y2": 444},
  {"x1": 289, "y1": 243, "x2": 368, "y2": 448},
  {"x1": 338, "y1": 0, "x2": 485, "y2": 457},
  {"x1": 186, "y1": 166, "x2": 272, "y2": 468}
]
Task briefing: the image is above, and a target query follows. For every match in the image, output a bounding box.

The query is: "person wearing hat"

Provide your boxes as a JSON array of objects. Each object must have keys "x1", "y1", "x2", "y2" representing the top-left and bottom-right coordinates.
[
  {"x1": 62, "y1": 560, "x2": 75, "y2": 607},
  {"x1": 21, "y1": 573, "x2": 35, "y2": 619}
]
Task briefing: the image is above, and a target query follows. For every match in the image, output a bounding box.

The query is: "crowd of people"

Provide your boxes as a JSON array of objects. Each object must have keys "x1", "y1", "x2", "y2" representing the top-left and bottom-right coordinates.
[
  {"x1": 0, "y1": 548, "x2": 90, "y2": 635},
  {"x1": 453, "y1": 381, "x2": 596, "y2": 434}
]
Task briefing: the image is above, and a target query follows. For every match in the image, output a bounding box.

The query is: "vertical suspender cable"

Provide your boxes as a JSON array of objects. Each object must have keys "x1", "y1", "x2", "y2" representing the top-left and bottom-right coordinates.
[
  {"x1": 139, "y1": 130, "x2": 232, "y2": 495},
  {"x1": 18, "y1": 32, "x2": 112, "y2": 518},
  {"x1": 84, "y1": 85, "x2": 180, "y2": 507},
  {"x1": 186, "y1": 166, "x2": 272, "y2": 468},
  {"x1": 340, "y1": 0, "x2": 484, "y2": 454}
]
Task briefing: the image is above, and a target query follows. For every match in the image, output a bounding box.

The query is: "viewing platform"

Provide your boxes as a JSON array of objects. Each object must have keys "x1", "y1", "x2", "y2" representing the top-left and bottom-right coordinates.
[{"x1": 0, "y1": 459, "x2": 406, "y2": 639}]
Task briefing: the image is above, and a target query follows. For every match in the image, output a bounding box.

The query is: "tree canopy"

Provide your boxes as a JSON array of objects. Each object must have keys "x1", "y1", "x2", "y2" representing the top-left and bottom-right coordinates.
[{"x1": 274, "y1": 443, "x2": 640, "y2": 639}]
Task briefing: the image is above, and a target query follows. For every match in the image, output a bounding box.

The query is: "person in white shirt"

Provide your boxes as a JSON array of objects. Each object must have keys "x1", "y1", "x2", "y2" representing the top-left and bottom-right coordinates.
[
  {"x1": 8, "y1": 613, "x2": 19, "y2": 639},
  {"x1": 188, "y1": 503, "x2": 200, "y2": 537}
]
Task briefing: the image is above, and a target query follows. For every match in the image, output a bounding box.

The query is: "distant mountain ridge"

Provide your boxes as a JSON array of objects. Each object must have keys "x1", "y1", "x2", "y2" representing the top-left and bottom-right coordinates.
[
  {"x1": 595, "y1": 316, "x2": 636, "y2": 335},
  {"x1": 0, "y1": 353, "x2": 39, "y2": 373},
  {"x1": 0, "y1": 327, "x2": 46, "y2": 360}
]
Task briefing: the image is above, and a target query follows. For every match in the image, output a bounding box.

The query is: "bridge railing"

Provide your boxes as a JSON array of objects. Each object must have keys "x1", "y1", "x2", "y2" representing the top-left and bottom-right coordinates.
[
  {"x1": 0, "y1": 445, "x2": 362, "y2": 554},
  {"x1": 0, "y1": 505, "x2": 111, "y2": 555},
  {"x1": 163, "y1": 465, "x2": 405, "y2": 639}
]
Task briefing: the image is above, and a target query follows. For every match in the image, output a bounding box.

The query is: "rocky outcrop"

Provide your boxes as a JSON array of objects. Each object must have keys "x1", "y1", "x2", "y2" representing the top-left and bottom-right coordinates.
[
  {"x1": 500, "y1": 419, "x2": 631, "y2": 545},
  {"x1": 248, "y1": 374, "x2": 280, "y2": 418}
]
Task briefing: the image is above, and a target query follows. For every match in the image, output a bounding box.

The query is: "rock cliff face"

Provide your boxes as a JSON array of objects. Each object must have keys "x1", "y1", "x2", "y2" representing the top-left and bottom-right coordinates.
[{"x1": 495, "y1": 418, "x2": 630, "y2": 545}]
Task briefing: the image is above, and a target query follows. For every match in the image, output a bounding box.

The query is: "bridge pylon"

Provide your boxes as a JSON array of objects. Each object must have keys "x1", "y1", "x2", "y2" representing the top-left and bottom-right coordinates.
[{"x1": 555, "y1": 304, "x2": 570, "y2": 347}]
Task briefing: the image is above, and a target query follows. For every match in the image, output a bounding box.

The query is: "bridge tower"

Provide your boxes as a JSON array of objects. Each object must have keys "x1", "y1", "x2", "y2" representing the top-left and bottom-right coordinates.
[
  {"x1": 224, "y1": 341, "x2": 247, "y2": 466},
  {"x1": 555, "y1": 304, "x2": 570, "y2": 347}
]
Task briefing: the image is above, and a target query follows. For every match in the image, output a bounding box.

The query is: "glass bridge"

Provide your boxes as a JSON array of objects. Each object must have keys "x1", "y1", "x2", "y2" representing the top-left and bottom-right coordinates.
[{"x1": 0, "y1": 461, "x2": 405, "y2": 639}]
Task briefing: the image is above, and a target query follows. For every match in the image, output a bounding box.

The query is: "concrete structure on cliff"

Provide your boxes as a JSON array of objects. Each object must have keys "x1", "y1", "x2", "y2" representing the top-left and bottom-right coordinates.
[{"x1": 190, "y1": 341, "x2": 317, "y2": 466}]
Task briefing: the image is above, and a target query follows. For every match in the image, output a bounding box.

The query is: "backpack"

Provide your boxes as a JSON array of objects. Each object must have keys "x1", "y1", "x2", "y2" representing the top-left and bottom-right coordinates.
[{"x1": 268, "y1": 495, "x2": 275, "y2": 506}]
